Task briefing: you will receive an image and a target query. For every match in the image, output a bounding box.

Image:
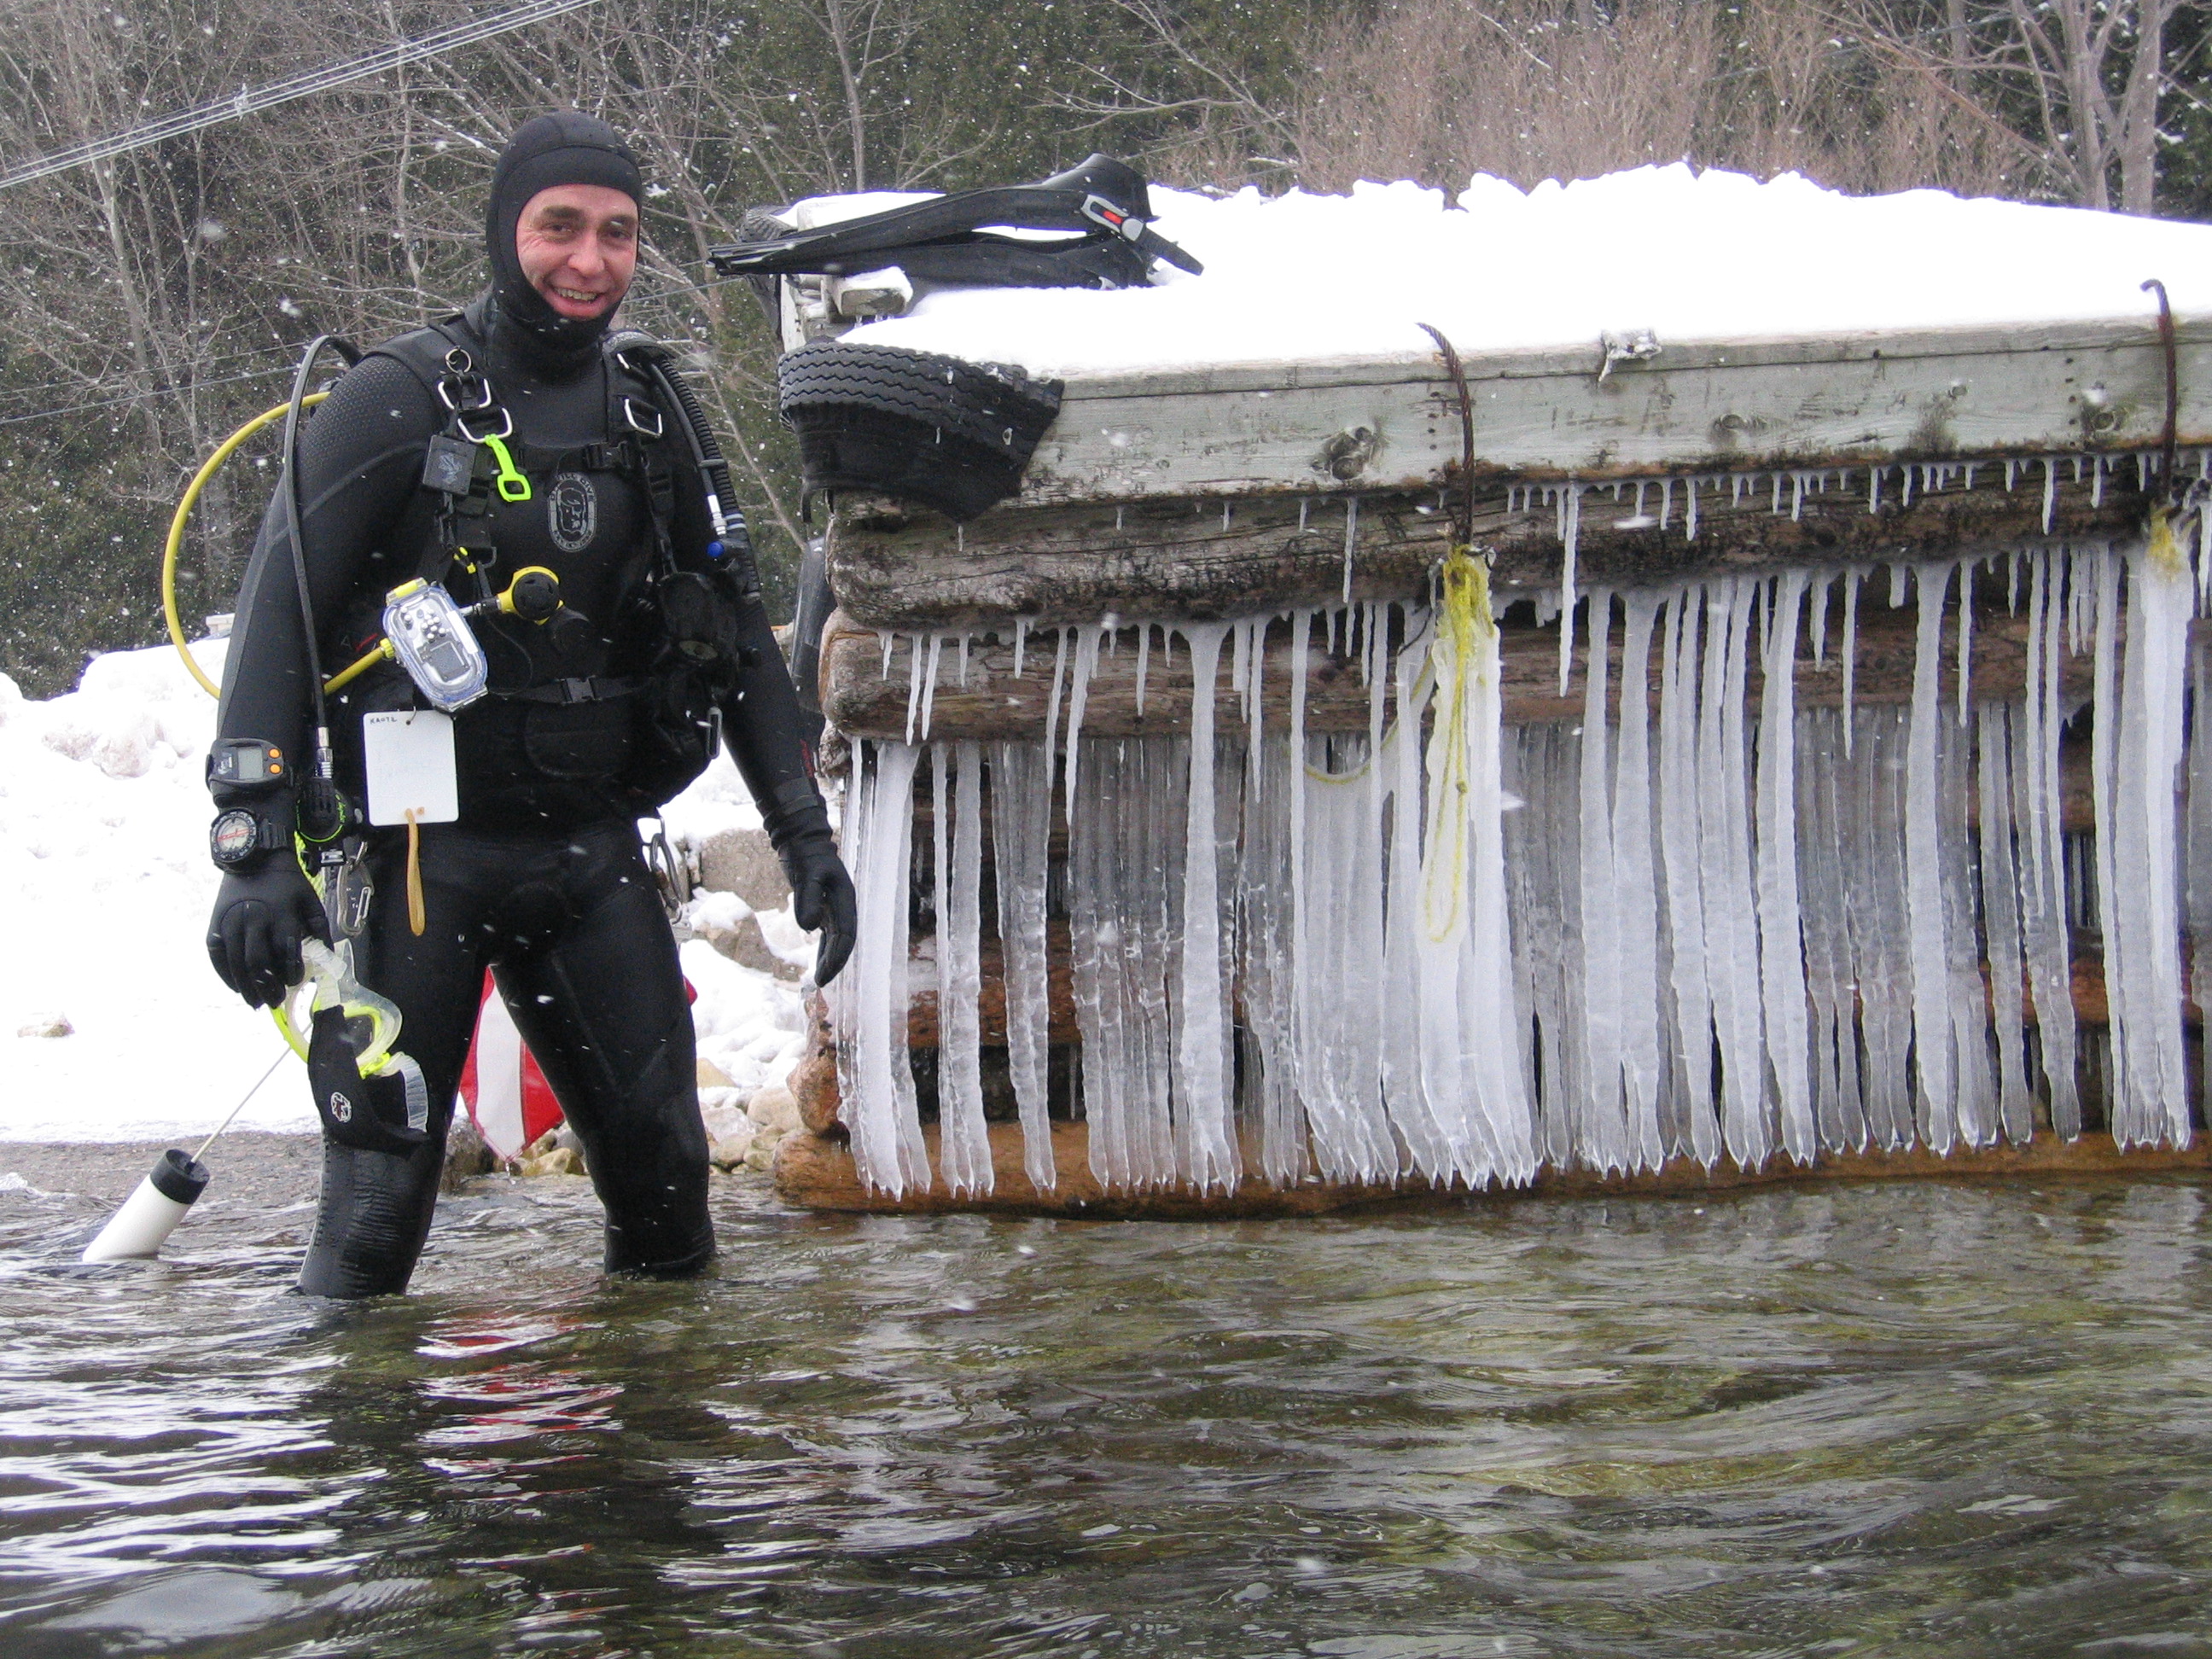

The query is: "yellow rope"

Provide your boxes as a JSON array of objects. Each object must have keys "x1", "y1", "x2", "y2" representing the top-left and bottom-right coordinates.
[
  {"x1": 162, "y1": 393, "x2": 329, "y2": 697},
  {"x1": 1420, "y1": 544, "x2": 1492, "y2": 942}
]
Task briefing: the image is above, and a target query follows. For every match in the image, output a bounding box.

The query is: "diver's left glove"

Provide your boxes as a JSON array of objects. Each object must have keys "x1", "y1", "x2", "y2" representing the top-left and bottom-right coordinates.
[
  {"x1": 761, "y1": 778, "x2": 858, "y2": 987},
  {"x1": 206, "y1": 839, "x2": 330, "y2": 1009}
]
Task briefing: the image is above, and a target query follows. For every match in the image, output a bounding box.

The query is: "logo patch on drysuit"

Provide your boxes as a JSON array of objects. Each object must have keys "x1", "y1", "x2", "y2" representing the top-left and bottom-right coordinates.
[{"x1": 549, "y1": 473, "x2": 597, "y2": 553}]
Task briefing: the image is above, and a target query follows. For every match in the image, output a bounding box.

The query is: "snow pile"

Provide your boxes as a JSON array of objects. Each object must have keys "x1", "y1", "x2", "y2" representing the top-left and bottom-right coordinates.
[
  {"x1": 0, "y1": 641, "x2": 808, "y2": 1142},
  {"x1": 847, "y1": 164, "x2": 2212, "y2": 377}
]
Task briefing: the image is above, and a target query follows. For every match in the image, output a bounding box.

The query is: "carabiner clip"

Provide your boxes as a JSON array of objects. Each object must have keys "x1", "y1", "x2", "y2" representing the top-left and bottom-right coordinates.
[{"x1": 621, "y1": 396, "x2": 665, "y2": 439}]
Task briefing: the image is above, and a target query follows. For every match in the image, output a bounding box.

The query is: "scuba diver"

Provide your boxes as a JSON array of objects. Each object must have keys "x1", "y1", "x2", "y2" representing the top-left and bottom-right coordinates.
[{"x1": 203, "y1": 113, "x2": 857, "y2": 1299}]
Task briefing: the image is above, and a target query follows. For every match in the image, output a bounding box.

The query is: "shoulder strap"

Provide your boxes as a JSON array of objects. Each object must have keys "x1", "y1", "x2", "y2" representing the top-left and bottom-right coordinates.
[{"x1": 364, "y1": 313, "x2": 480, "y2": 393}]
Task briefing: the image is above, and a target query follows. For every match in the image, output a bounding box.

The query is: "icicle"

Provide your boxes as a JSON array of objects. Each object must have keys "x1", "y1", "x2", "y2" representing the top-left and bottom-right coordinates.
[
  {"x1": 2188, "y1": 631, "x2": 2212, "y2": 1154},
  {"x1": 1901, "y1": 465, "x2": 1915, "y2": 509},
  {"x1": 1659, "y1": 589, "x2": 1720, "y2": 1167},
  {"x1": 1299, "y1": 498, "x2": 1309, "y2": 533},
  {"x1": 905, "y1": 635, "x2": 928, "y2": 745},
  {"x1": 1937, "y1": 675, "x2": 1997, "y2": 1150},
  {"x1": 1614, "y1": 591, "x2": 1666, "y2": 1172},
  {"x1": 991, "y1": 742, "x2": 1057, "y2": 1190},
  {"x1": 1904, "y1": 562, "x2": 1956, "y2": 1152},
  {"x1": 1040, "y1": 627, "x2": 1069, "y2": 803},
  {"x1": 1575, "y1": 590, "x2": 1630, "y2": 1174},
  {"x1": 1176, "y1": 625, "x2": 1238, "y2": 1191},
  {"x1": 1810, "y1": 571, "x2": 1831, "y2": 665},
  {"x1": 1013, "y1": 615, "x2": 1029, "y2": 680},
  {"x1": 842, "y1": 741, "x2": 930, "y2": 1196},
  {"x1": 1342, "y1": 495, "x2": 1360, "y2": 605},
  {"x1": 1790, "y1": 473, "x2": 1806, "y2": 521},
  {"x1": 1134, "y1": 623, "x2": 1151, "y2": 717},
  {"x1": 1976, "y1": 705, "x2": 2033, "y2": 1144},
  {"x1": 1700, "y1": 579, "x2": 1769, "y2": 1169},
  {"x1": 1796, "y1": 707, "x2": 1863, "y2": 1152},
  {"x1": 918, "y1": 633, "x2": 944, "y2": 741},
  {"x1": 1557, "y1": 484, "x2": 1585, "y2": 697},
  {"x1": 1062, "y1": 623, "x2": 1101, "y2": 821},
  {"x1": 1841, "y1": 567, "x2": 1862, "y2": 754},
  {"x1": 1870, "y1": 465, "x2": 1883, "y2": 514},
  {"x1": 1686, "y1": 475, "x2": 1700, "y2": 541},
  {"x1": 934, "y1": 743, "x2": 991, "y2": 1196},
  {"x1": 880, "y1": 630, "x2": 895, "y2": 678},
  {"x1": 2105, "y1": 532, "x2": 2196, "y2": 1147},
  {"x1": 1757, "y1": 569, "x2": 1815, "y2": 1162},
  {"x1": 2005, "y1": 459, "x2": 2017, "y2": 492},
  {"x1": 2093, "y1": 454, "x2": 2106, "y2": 509},
  {"x1": 1956, "y1": 562, "x2": 1973, "y2": 726},
  {"x1": 2042, "y1": 457, "x2": 2058, "y2": 536},
  {"x1": 958, "y1": 632, "x2": 971, "y2": 688},
  {"x1": 1222, "y1": 500, "x2": 1232, "y2": 531},
  {"x1": 2020, "y1": 549, "x2": 2081, "y2": 1138},
  {"x1": 1660, "y1": 476, "x2": 1674, "y2": 530}
]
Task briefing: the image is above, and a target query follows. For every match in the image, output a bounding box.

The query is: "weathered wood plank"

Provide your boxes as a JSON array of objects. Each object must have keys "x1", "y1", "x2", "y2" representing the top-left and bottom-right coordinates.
[
  {"x1": 772, "y1": 1121, "x2": 2212, "y2": 1218},
  {"x1": 1013, "y1": 316, "x2": 2212, "y2": 504},
  {"x1": 829, "y1": 462, "x2": 2155, "y2": 631},
  {"x1": 820, "y1": 596, "x2": 2098, "y2": 742}
]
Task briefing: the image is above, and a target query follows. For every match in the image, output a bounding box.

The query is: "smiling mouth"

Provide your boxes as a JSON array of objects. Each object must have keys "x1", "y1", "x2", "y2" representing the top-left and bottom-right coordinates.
[{"x1": 552, "y1": 285, "x2": 606, "y2": 305}]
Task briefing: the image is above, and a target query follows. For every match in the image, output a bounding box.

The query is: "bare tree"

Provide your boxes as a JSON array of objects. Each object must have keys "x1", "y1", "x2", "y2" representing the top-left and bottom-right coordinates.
[
  {"x1": 1841, "y1": 0, "x2": 2185, "y2": 212},
  {"x1": 1276, "y1": 0, "x2": 2018, "y2": 198}
]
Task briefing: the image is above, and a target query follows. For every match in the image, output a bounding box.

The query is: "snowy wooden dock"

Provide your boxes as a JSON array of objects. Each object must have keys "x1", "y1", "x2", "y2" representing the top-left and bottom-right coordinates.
[{"x1": 761, "y1": 174, "x2": 2212, "y2": 1215}]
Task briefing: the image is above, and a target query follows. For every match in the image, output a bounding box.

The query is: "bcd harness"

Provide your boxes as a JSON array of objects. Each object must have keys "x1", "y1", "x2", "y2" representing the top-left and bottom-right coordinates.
[{"x1": 329, "y1": 316, "x2": 770, "y2": 831}]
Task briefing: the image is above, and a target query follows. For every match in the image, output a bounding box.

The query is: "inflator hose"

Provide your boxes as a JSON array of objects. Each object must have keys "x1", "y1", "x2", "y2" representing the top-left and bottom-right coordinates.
[{"x1": 163, "y1": 396, "x2": 327, "y2": 698}]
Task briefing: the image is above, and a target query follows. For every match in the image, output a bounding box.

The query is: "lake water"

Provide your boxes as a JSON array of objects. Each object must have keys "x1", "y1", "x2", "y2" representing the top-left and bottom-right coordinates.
[{"x1": 4, "y1": 1164, "x2": 2212, "y2": 1656}]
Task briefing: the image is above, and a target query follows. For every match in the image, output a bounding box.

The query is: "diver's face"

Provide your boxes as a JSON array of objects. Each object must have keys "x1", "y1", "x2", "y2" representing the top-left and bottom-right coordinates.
[{"x1": 515, "y1": 184, "x2": 638, "y2": 320}]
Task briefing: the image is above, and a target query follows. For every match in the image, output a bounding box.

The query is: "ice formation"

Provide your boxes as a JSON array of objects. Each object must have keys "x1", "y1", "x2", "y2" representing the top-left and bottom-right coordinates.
[{"x1": 833, "y1": 537, "x2": 2207, "y2": 1195}]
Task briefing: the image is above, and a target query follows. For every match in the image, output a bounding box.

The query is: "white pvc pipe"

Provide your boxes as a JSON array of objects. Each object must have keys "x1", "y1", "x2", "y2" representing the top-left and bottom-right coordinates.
[{"x1": 81, "y1": 1150, "x2": 209, "y2": 1262}]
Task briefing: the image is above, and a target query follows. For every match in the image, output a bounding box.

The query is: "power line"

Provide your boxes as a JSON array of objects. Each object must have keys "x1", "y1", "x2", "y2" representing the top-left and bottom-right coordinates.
[
  {"x1": 0, "y1": 271, "x2": 752, "y2": 430},
  {"x1": 0, "y1": 0, "x2": 602, "y2": 190}
]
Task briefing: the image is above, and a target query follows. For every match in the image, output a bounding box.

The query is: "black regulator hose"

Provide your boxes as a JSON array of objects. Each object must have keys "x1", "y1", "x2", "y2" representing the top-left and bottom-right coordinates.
[
  {"x1": 608, "y1": 332, "x2": 764, "y2": 603},
  {"x1": 279, "y1": 333, "x2": 362, "y2": 841}
]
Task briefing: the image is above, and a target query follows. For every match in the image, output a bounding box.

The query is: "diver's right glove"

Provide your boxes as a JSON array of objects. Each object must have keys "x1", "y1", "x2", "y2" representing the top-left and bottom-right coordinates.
[
  {"x1": 761, "y1": 778, "x2": 857, "y2": 986},
  {"x1": 207, "y1": 854, "x2": 330, "y2": 1009}
]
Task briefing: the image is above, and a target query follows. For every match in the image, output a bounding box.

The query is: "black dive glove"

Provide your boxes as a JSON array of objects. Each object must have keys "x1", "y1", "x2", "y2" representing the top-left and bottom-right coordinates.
[
  {"x1": 762, "y1": 778, "x2": 857, "y2": 986},
  {"x1": 207, "y1": 856, "x2": 329, "y2": 1009}
]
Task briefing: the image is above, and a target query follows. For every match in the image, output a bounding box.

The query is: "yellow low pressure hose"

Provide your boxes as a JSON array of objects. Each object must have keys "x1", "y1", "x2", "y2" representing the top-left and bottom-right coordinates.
[{"x1": 162, "y1": 393, "x2": 329, "y2": 698}]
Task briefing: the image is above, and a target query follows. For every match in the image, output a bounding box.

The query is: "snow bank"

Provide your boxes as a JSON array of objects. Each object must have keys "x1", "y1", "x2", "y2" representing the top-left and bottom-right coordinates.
[
  {"x1": 848, "y1": 165, "x2": 2212, "y2": 378},
  {"x1": 0, "y1": 640, "x2": 807, "y2": 1142}
]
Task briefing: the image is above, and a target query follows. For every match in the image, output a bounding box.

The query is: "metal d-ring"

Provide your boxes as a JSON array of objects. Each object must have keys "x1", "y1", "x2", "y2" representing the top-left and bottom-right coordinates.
[
  {"x1": 436, "y1": 373, "x2": 495, "y2": 415},
  {"x1": 454, "y1": 404, "x2": 514, "y2": 444},
  {"x1": 621, "y1": 396, "x2": 665, "y2": 439}
]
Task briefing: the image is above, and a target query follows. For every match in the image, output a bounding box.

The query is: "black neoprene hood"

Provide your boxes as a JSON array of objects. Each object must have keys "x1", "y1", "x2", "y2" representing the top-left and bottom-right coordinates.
[{"x1": 485, "y1": 111, "x2": 644, "y2": 364}]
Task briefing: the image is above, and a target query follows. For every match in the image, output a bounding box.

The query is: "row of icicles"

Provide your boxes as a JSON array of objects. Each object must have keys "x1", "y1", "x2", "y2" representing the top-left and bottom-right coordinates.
[{"x1": 830, "y1": 532, "x2": 2206, "y2": 1199}]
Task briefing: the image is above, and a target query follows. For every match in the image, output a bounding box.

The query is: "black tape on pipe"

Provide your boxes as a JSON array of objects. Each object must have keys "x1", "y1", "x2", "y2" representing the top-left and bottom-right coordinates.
[{"x1": 148, "y1": 1149, "x2": 210, "y2": 1206}]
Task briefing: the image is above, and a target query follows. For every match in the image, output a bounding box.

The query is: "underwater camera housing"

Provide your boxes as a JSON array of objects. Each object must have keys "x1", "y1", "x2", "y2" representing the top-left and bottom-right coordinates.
[{"x1": 382, "y1": 579, "x2": 488, "y2": 712}]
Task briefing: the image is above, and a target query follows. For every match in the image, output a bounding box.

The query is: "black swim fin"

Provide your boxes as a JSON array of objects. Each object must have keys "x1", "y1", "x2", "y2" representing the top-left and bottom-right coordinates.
[{"x1": 707, "y1": 154, "x2": 1201, "y2": 290}]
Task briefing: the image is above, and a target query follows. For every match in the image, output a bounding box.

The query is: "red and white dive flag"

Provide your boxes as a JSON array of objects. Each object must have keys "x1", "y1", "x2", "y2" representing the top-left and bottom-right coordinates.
[{"x1": 458, "y1": 971, "x2": 563, "y2": 1160}]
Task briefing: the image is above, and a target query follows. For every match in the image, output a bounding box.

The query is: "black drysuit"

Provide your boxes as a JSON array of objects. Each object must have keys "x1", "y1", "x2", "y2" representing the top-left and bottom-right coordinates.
[{"x1": 209, "y1": 295, "x2": 841, "y2": 1298}]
